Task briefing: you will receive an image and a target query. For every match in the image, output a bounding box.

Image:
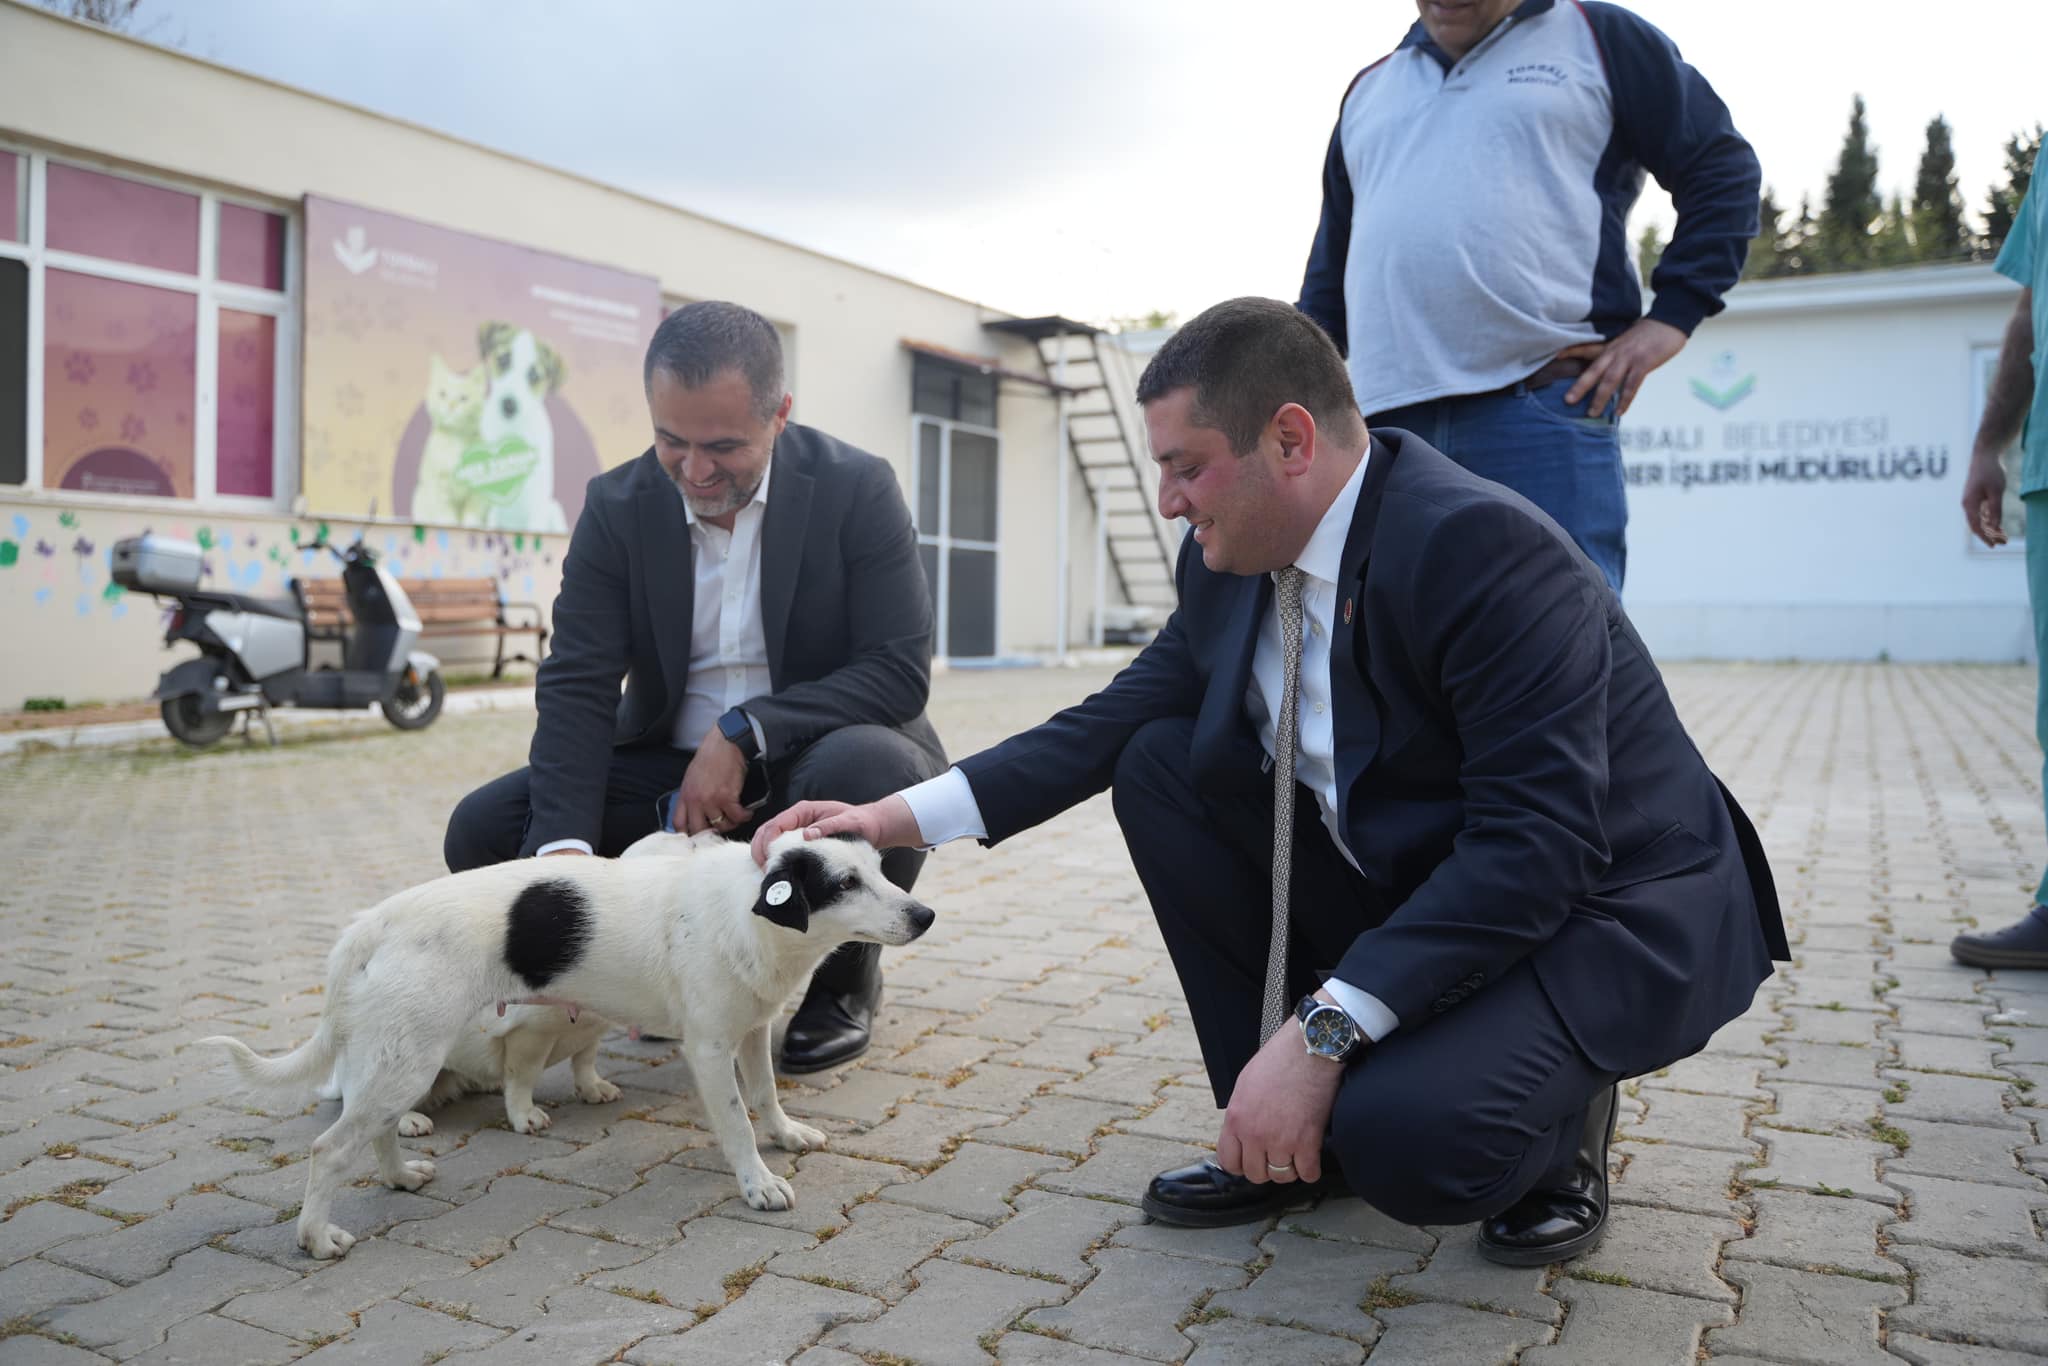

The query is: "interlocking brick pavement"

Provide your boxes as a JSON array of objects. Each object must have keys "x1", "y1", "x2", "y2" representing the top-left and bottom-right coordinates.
[{"x1": 3, "y1": 661, "x2": 2047, "y2": 1362}]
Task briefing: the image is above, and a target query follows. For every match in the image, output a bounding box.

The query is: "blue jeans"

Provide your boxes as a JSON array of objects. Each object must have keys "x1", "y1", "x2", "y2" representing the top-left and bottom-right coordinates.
[{"x1": 1372, "y1": 379, "x2": 1627, "y2": 591}]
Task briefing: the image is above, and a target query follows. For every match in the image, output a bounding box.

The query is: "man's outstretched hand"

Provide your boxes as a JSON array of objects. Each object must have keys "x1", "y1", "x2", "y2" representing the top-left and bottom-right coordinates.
[{"x1": 750, "y1": 795, "x2": 923, "y2": 866}]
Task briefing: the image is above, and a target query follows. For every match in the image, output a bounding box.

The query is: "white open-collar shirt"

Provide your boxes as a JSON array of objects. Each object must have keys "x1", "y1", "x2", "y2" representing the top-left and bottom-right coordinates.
[
  {"x1": 901, "y1": 450, "x2": 1398, "y2": 1042},
  {"x1": 535, "y1": 458, "x2": 774, "y2": 857}
]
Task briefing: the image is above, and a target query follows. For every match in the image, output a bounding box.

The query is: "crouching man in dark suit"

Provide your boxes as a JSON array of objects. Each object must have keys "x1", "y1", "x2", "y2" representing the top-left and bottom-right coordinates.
[
  {"x1": 446, "y1": 300, "x2": 947, "y2": 1072},
  {"x1": 757, "y1": 297, "x2": 1786, "y2": 1262}
]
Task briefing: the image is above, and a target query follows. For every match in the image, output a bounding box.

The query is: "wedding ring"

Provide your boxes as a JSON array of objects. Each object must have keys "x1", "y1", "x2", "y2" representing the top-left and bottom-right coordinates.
[
  {"x1": 1267, "y1": 1161, "x2": 1295, "y2": 1173},
  {"x1": 709, "y1": 815, "x2": 726, "y2": 828}
]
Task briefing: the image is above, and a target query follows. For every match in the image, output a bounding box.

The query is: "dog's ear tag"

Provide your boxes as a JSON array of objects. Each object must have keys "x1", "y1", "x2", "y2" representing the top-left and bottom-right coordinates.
[{"x1": 765, "y1": 881, "x2": 792, "y2": 907}]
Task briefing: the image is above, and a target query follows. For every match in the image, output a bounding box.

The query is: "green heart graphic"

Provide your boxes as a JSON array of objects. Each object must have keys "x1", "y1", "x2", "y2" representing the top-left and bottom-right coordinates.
[
  {"x1": 453, "y1": 437, "x2": 539, "y2": 505},
  {"x1": 102, "y1": 581, "x2": 125, "y2": 602},
  {"x1": 0, "y1": 540, "x2": 17, "y2": 568},
  {"x1": 59, "y1": 511, "x2": 77, "y2": 529},
  {"x1": 196, "y1": 526, "x2": 215, "y2": 549}
]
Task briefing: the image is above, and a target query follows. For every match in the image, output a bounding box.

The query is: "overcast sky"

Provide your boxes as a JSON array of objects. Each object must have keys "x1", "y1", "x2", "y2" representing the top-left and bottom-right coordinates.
[{"x1": 126, "y1": 0, "x2": 2048, "y2": 322}]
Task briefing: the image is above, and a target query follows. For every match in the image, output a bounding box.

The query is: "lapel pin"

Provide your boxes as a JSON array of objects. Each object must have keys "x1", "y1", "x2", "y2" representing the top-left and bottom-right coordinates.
[{"x1": 1342, "y1": 597, "x2": 1354, "y2": 626}]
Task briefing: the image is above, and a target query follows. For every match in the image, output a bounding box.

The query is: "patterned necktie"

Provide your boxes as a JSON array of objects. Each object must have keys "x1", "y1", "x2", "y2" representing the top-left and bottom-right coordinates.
[{"x1": 1261, "y1": 565, "x2": 1307, "y2": 1043}]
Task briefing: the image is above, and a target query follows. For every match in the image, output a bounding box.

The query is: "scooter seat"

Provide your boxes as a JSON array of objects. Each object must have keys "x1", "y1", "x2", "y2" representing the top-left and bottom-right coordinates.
[{"x1": 187, "y1": 590, "x2": 302, "y2": 621}]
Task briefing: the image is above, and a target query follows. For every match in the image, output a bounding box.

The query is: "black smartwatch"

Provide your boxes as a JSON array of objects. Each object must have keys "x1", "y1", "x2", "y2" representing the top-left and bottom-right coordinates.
[{"x1": 716, "y1": 707, "x2": 760, "y2": 762}]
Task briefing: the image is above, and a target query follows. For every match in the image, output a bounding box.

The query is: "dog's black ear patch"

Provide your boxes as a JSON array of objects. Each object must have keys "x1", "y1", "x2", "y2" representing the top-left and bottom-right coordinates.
[
  {"x1": 504, "y1": 879, "x2": 591, "y2": 989},
  {"x1": 754, "y1": 843, "x2": 846, "y2": 932}
]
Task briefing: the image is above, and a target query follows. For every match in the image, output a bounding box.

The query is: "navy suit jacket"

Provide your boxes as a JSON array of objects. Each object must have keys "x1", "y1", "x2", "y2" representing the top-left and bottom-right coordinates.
[
  {"x1": 523, "y1": 423, "x2": 944, "y2": 856},
  {"x1": 958, "y1": 429, "x2": 1785, "y2": 1076}
]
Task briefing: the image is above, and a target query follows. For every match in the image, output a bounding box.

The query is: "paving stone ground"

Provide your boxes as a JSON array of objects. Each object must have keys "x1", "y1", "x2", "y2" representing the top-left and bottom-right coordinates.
[{"x1": 3, "y1": 660, "x2": 2046, "y2": 1363}]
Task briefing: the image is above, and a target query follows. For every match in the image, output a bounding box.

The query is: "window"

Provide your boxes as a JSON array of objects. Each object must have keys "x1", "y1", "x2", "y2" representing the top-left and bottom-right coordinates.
[
  {"x1": 910, "y1": 356, "x2": 1000, "y2": 657},
  {"x1": 0, "y1": 146, "x2": 297, "y2": 507}
]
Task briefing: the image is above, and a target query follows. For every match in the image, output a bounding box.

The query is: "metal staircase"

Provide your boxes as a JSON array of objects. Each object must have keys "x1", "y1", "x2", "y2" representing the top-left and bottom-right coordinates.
[{"x1": 984, "y1": 317, "x2": 1179, "y2": 639}]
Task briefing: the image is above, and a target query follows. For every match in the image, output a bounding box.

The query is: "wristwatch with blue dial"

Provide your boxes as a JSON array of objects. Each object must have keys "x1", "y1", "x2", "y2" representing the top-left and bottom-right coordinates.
[{"x1": 1296, "y1": 993, "x2": 1363, "y2": 1062}]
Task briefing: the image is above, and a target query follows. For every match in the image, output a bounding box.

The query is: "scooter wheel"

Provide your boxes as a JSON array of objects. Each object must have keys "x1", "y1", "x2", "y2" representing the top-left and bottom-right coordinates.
[
  {"x1": 161, "y1": 694, "x2": 234, "y2": 748},
  {"x1": 382, "y1": 666, "x2": 446, "y2": 731}
]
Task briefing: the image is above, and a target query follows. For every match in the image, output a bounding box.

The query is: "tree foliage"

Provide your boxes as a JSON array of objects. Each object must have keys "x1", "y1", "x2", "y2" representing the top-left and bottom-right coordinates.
[
  {"x1": 1910, "y1": 115, "x2": 1969, "y2": 263},
  {"x1": 1816, "y1": 96, "x2": 1883, "y2": 269},
  {"x1": 1731, "y1": 98, "x2": 2041, "y2": 280},
  {"x1": 1983, "y1": 125, "x2": 2044, "y2": 258}
]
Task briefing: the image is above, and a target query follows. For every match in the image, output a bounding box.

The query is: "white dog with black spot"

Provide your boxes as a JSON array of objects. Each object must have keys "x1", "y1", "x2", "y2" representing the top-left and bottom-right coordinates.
[{"x1": 200, "y1": 833, "x2": 933, "y2": 1259}]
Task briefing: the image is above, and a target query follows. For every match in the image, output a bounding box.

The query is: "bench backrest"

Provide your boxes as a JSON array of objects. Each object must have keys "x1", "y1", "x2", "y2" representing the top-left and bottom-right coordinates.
[{"x1": 297, "y1": 576, "x2": 501, "y2": 629}]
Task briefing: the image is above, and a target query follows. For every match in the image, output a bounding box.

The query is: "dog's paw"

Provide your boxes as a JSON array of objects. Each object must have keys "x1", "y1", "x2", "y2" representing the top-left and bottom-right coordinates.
[
  {"x1": 509, "y1": 1105, "x2": 552, "y2": 1134},
  {"x1": 298, "y1": 1221, "x2": 356, "y2": 1260},
  {"x1": 577, "y1": 1077, "x2": 622, "y2": 1105},
  {"x1": 387, "y1": 1158, "x2": 436, "y2": 1191},
  {"x1": 770, "y1": 1121, "x2": 829, "y2": 1153},
  {"x1": 739, "y1": 1168, "x2": 796, "y2": 1211},
  {"x1": 397, "y1": 1111, "x2": 434, "y2": 1137}
]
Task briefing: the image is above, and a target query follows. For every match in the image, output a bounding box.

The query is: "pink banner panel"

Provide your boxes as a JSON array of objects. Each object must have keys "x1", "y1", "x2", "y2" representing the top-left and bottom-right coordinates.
[
  {"x1": 0, "y1": 152, "x2": 18, "y2": 241},
  {"x1": 46, "y1": 162, "x2": 199, "y2": 274},
  {"x1": 216, "y1": 309, "x2": 276, "y2": 497},
  {"x1": 43, "y1": 268, "x2": 196, "y2": 498},
  {"x1": 218, "y1": 203, "x2": 286, "y2": 290}
]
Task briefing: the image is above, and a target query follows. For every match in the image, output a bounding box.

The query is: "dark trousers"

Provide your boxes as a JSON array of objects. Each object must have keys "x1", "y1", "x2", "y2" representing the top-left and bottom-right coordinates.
[
  {"x1": 445, "y1": 723, "x2": 943, "y2": 990},
  {"x1": 1111, "y1": 717, "x2": 1616, "y2": 1227}
]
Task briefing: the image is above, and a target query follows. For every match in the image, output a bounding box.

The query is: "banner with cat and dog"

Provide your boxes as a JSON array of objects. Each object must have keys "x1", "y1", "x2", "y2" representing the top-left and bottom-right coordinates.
[{"x1": 301, "y1": 195, "x2": 660, "y2": 533}]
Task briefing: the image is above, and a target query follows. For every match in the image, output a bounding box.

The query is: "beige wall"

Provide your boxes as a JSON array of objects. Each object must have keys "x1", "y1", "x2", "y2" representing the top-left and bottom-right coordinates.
[{"x1": 0, "y1": 1, "x2": 1131, "y2": 707}]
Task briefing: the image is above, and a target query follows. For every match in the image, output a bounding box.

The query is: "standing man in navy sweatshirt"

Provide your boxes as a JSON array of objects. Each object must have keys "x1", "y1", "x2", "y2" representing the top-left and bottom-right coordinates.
[{"x1": 1297, "y1": 0, "x2": 1759, "y2": 590}]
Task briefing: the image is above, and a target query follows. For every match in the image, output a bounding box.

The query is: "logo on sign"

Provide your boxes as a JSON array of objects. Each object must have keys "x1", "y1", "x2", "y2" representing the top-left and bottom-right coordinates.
[
  {"x1": 1689, "y1": 351, "x2": 1756, "y2": 411},
  {"x1": 333, "y1": 225, "x2": 378, "y2": 276}
]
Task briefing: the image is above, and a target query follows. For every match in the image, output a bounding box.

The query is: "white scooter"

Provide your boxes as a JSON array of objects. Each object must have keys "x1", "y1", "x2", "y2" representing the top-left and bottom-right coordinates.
[{"x1": 113, "y1": 529, "x2": 445, "y2": 748}]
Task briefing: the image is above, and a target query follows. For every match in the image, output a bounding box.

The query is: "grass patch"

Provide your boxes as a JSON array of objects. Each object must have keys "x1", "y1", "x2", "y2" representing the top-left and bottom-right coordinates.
[
  {"x1": 1362, "y1": 1274, "x2": 1422, "y2": 1311},
  {"x1": 1813, "y1": 1183, "x2": 1854, "y2": 1198},
  {"x1": 1881, "y1": 1079, "x2": 1911, "y2": 1104},
  {"x1": 721, "y1": 1263, "x2": 766, "y2": 1302},
  {"x1": 606, "y1": 1286, "x2": 669, "y2": 1305},
  {"x1": 1868, "y1": 1119, "x2": 1911, "y2": 1150},
  {"x1": 1567, "y1": 1269, "x2": 1632, "y2": 1286},
  {"x1": 0, "y1": 1315, "x2": 81, "y2": 1344}
]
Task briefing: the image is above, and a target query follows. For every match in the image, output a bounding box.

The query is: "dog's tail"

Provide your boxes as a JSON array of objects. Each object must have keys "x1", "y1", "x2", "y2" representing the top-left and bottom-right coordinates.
[
  {"x1": 197, "y1": 1030, "x2": 337, "y2": 1097},
  {"x1": 198, "y1": 903, "x2": 379, "y2": 1098}
]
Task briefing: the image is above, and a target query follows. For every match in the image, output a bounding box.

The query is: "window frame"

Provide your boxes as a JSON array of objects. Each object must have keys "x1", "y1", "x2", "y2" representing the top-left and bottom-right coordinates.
[
  {"x1": 910, "y1": 411, "x2": 1003, "y2": 659},
  {"x1": 0, "y1": 140, "x2": 300, "y2": 513}
]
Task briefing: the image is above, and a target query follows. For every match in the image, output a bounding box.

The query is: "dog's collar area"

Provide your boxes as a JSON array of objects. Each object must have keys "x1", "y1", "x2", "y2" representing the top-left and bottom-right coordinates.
[{"x1": 497, "y1": 996, "x2": 585, "y2": 1023}]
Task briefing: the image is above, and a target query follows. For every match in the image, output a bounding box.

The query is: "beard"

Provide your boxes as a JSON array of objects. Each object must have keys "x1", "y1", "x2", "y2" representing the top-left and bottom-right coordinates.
[{"x1": 673, "y1": 466, "x2": 763, "y2": 520}]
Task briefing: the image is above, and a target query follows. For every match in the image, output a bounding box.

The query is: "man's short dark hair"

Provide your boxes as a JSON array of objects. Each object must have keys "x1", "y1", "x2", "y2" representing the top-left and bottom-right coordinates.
[
  {"x1": 644, "y1": 300, "x2": 786, "y2": 420},
  {"x1": 1134, "y1": 297, "x2": 1365, "y2": 454}
]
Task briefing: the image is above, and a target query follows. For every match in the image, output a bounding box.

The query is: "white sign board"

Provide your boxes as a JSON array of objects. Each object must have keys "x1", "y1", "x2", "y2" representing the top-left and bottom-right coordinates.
[{"x1": 1616, "y1": 267, "x2": 2030, "y2": 662}]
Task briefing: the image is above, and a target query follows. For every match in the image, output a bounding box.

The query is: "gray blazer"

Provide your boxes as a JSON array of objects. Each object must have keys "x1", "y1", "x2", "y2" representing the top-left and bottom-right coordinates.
[{"x1": 521, "y1": 423, "x2": 945, "y2": 855}]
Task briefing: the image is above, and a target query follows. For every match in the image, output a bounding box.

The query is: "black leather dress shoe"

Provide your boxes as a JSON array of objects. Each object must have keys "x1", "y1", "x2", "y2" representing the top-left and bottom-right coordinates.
[
  {"x1": 1951, "y1": 906, "x2": 2048, "y2": 969},
  {"x1": 1477, "y1": 1083, "x2": 1617, "y2": 1266},
  {"x1": 1141, "y1": 1159, "x2": 1335, "y2": 1228},
  {"x1": 781, "y1": 943, "x2": 882, "y2": 1074}
]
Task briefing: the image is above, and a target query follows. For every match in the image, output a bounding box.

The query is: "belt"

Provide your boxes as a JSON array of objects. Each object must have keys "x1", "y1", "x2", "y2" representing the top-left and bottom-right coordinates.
[{"x1": 1519, "y1": 355, "x2": 1589, "y2": 390}]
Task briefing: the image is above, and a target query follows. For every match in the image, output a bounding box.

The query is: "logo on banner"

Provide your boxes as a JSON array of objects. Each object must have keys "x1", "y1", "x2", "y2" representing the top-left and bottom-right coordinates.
[
  {"x1": 333, "y1": 225, "x2": 378, "y2": 275},
  {"x1": 1689, "y1": 351, "x2": 1756, "y2": 411}
]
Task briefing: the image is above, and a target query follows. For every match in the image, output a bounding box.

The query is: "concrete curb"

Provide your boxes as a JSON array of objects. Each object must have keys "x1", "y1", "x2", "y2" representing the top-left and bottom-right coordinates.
[{"x1": 0, "y1": 685, "x2": 538, "y2": 758}]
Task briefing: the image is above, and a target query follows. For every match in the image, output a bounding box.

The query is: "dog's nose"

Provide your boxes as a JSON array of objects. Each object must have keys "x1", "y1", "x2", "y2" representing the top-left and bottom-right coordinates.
[
  {"x1": 500, "y1": 396, "x2": 519, "y2": 418},
  {"x1": 905, "y1": 902, "x2": 935, "y2": 937}
]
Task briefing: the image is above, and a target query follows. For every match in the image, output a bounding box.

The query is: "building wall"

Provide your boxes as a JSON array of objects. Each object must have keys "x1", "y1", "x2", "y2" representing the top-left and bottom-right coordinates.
[
  {"x1": 0, "y1": 0, "x2": 1098, "y2": 708},
  {"x1": 1618, "y1": 264, "x2": 2028, "y2": 662}
]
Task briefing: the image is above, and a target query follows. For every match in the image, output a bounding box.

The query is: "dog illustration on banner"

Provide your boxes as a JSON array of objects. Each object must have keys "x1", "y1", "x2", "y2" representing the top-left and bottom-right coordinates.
[{"x1": 405, "y1": 322, "x2": 569, "y2": 533}]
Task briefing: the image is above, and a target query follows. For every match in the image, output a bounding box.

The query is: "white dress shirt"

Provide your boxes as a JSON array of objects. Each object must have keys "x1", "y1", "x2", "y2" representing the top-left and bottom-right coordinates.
[
  {"x1": 536, "y1": 460, "x2": 774, "y2": 856},
  {"x1": 901, "y1": 451, "x2": 1399, "y2": 1042}
]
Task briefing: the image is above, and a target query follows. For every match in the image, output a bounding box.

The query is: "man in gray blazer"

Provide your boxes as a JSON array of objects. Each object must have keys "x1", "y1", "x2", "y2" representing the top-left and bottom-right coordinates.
[{"x1": 445, "y1": 301, "x2": 947, "y2": 1072}]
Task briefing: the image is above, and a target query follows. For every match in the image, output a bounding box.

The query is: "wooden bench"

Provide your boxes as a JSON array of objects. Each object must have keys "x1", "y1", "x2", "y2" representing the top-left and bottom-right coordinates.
[{"x1": 297, "y1": 576, "x2": 547, "y2": 678}]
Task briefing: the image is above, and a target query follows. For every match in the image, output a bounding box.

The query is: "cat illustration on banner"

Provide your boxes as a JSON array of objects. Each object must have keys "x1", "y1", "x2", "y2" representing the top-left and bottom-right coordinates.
[{"x1": 409, "y1": 355, "x2": 486, "y2": 525}]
